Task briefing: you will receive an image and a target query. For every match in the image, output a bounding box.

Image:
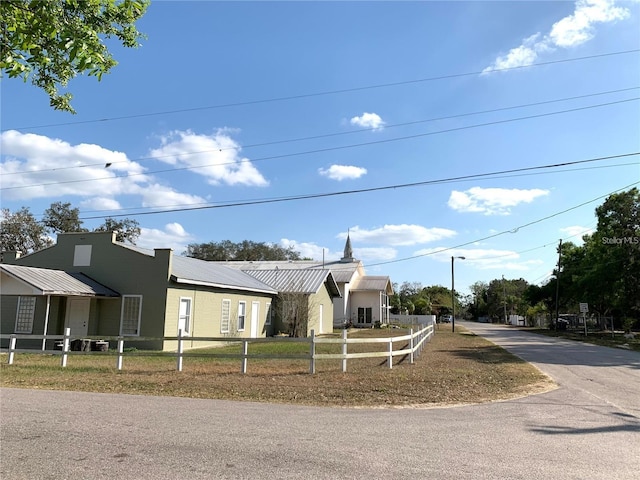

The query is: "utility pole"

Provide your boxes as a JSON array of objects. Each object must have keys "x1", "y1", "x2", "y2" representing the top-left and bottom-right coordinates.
[{"x1": 554, "y1": 239, "x2": 562, "y2": 328}]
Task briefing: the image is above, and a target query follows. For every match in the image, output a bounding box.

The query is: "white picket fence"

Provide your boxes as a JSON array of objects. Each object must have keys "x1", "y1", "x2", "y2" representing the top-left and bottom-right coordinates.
[{"x1": 2, "y1": 323, "x2": 435, "y2": 374}]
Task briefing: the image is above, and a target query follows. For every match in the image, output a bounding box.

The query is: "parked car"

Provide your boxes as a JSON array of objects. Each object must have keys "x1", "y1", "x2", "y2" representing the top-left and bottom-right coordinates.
[{"x1": 441, "y1": 315, "x2": 453, "y2": 323}]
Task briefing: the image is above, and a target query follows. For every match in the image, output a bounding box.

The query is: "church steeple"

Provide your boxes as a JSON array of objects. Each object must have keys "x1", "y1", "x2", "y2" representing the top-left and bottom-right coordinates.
[{"x1": 341, "y1": 231, "x2": 355, "y2": 263}]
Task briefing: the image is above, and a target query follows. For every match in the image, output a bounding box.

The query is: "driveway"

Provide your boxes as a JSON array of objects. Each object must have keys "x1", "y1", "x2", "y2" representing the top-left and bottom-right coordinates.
[{"x1": 2, "y1": 324, "x2": 639, "y2": 479}]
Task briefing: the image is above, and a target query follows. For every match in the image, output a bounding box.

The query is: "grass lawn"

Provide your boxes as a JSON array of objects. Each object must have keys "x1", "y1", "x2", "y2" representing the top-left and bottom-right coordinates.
[
  {"x1": 0, "y1": 326, "x2": 554, "y2": 408},
  {"x1": 515, "y1": 327, "x2": 640, "y2": 352}
]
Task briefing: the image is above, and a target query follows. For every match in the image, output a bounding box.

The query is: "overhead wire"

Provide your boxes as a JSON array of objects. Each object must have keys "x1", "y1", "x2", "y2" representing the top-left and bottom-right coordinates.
[
  {"x1": 6, "y1": 48, "x2": 638, "y2": 131},
  {"x1": 3, "y1": 97, "x2": 638, "y2": 192},
  {"x1": 4, "y1": 86, "x2": 637, "y2": 176},
  {"x1": 364, "y1": 181, "x2": 639, "y2": 268}
]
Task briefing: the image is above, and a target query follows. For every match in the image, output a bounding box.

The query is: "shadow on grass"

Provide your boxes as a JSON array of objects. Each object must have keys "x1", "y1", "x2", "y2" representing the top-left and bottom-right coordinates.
[{"x1": 445, "y1": 344, "x2": 527, "y2": 364}]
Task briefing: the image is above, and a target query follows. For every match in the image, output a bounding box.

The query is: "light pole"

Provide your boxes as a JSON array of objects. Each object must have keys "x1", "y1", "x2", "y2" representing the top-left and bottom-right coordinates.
[{"x1": 451, "y1": 256, "x2": 465, "y2": 332}]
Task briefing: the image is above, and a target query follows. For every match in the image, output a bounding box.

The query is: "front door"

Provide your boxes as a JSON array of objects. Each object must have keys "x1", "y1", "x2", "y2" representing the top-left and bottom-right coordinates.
[
  {"x1": 251, "y1": 302, "x2": 259, "y2": 338},
  {"x1": 65, "y1": 297, "x2": 90, "y2": 337}
]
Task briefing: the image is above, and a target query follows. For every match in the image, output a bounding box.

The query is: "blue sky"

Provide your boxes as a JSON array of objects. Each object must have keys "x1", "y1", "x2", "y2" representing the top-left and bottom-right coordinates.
[{"x1": 2, "y1": 0, "x2": 639, "y2": 295}]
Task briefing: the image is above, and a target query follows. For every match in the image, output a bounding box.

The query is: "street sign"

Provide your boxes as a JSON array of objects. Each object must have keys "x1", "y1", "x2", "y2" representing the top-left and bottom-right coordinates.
[{"x1": 579, "y1": 303, "x2": 589, "y2": 313}]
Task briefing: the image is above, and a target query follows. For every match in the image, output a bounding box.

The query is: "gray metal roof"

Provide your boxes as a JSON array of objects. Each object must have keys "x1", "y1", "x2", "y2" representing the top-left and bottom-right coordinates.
[
  {"x1": 170, "y1": 256, "x2": 277, "y2": 294},
  {"x1": 216, "y1": 260, "x2": 360, "y2": 284},
  {"x1": 241, "y1": 269, "x2": 341, "y2": 297},
  {"x1": 115, "y1": 242, "x2": 278, "y2": 294},
  {"x1": 0, "y1": 264, "x2": 119, "y2": 297},
  {"x1": 350, "y1": 276, "x2": 393, "y2": 293}
]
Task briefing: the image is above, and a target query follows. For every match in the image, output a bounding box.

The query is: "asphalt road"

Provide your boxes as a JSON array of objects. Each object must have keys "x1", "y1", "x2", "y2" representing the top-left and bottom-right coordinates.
[{"x1": 1, "y1": 323, "x2": 639, "y2": 479}]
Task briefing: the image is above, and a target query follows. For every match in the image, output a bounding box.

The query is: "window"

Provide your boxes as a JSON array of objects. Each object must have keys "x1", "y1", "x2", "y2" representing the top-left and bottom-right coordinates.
[
  {"x1": 265, "y1": 302, "x2": 272, "y2": 325},
  {"x1": 237, "y1": 301, "x2": 246, "y2": 331},
  {"x1": 358, "y1": 307, "x2": 372, "y2": 324},
  {"x1": 120, "y1": 295, "x2": 142, "y2": 336},
  {"x1": 73, "y1": 245, "x2": 92, "y2": 266},
  {"x1": 178, "y1": 297, "x2": 192, "y2": 335},
  {"x1": 15, "y1": 296, "x2": 36, "y2": 333},
  {"x1": 221, "y1": 299, "x2": 230, "y2": 334}
]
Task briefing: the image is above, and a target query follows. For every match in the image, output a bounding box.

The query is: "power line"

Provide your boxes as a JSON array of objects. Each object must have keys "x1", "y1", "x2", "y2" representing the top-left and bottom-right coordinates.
[
  {"x1": 76, "y1": 153, "x2": 639, "y2": 220},
  {"x1": 6, "y1": 49, "x2": 639, "y2": 131},
  {"x1": 4, "y1": 97, "x2": 638, "y2": 192},
  {"x1": 365, "y1": 182, "x2": 640, "y2": 268},
  {"x1": 74, "y1": 159, "x2": 638, "y2": 217},
  {"x1": 5, "y1": 86, "x2": 637, "y2": 176}
]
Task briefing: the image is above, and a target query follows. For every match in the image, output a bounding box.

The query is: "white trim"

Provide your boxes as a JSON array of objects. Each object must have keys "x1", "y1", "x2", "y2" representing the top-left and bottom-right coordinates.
[
  {"x1": 221, "y1": 299, "x2": 231, "y2": 334},
  {"x1": 120, "y1": 295, "x2": 142, "y2": 336},
  {"x1": 178, "y1": 297, "x2": 192, "y2": 336},
  {"x1": 237, "y1": 301, "x2": 246, "y2": 332},
  {"x1": 171, "y1": 276, "x2": 275, "y2": 295},
  {"x1": 15, "y1": 296, "x2": 36, "y2": 334}
]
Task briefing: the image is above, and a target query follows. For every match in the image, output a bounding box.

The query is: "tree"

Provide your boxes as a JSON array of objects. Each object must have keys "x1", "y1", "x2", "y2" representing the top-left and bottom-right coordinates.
[
  {"x1": 184, "y1": 240, "x2": 303, "y2": 261},
  {"x1": 1, "y1": 0, "x2": 149, "y2": 113},
  {"x1": 94, "y1": 217, "x2": 140, "y2": 244},
  {"x1": 0, "y1": 207, "x2": 52, "y2": 254},
  {"x1": 42, "y1": 201, "x2": 86, "y2": 234}
]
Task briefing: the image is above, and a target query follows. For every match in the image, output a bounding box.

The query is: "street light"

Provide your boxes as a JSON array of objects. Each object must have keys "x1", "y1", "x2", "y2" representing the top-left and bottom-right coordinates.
[{"x1": 451, "y1": 256, "x2": 465, "y2": 332}]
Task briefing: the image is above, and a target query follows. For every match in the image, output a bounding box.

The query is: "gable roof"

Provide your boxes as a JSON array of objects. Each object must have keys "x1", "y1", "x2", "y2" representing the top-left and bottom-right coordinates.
[
  {"x1": 350, "y1": 275, "x2": 394, "y2": 294},
  {"x1": 170, "y1": 256, "x2": 277, "y2": 294},
  {"x1": 241, "y1": 269, "x2": 341, "y2": 297},
  {"x1": 0, "y1": 264, "x2": 119, "y2": 297},
  {"x1": 215, "y1": 260, "x2": 361, "y2": 284}
]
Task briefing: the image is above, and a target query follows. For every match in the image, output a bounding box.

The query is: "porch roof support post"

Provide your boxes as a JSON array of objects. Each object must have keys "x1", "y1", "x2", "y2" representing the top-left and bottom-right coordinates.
[{"x1": 42, "y1": 295, "x2": 51, "y2": 351}]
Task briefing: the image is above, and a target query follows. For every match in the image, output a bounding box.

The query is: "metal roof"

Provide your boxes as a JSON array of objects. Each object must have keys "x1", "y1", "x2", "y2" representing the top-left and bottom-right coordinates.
[
  {"x1": 350, "y1": 276, "x2": 393, "y2": 293},
  {"x1": 170, "y1": 256, "x2": 277, "y2": 294},
  {"x1": 241, "y1": 269, "x2": 341, "y2": 297},
  {"x1": 0, "y1": 264, "x2": 119, "y2": 297},
  {"x1": 115, "y1": 242, "x2": 278, "y2": 294},
  {"x1": 216, "y1": 260, "x2": 361, "y2": 284}
]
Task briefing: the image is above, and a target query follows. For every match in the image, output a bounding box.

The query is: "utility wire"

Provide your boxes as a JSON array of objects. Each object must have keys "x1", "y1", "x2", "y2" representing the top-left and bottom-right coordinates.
[
  {"x1": 77, "y1": 153, "x2": 639, "y2": 220},
  {"x1": 4, "y1": 97, "x2": 638, "y2": 192},
  {"x1": 5, "y1": 86, "x2": 637, "y2": 176},
  {"x1": 365, "y1": 182, "x2": 640, "y2": 268},
  {"x1": 74, "y1": 160, "x2": 637, "y2": 217},
  {"x1": 6, "y1": 48, "x2": 638, "y2": 131}
]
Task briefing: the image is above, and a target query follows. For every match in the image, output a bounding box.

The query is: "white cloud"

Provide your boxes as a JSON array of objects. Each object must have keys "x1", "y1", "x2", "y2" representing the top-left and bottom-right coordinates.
[
  {"x1": 79, "y1": 197, "x2": 122, "y2": 211},
  {"x1": 279, "y1": 238, "x2": 397, "y2": 263},
  {"x1": 448, "y1": 187, "x2": 549, "y2": 215},
  {"x1": 560, "y1": 225, "x2": 595, "y2": 243},
  {"x1": 483, "y1": 0, "x2": 631, "y2": 73},
  {"x1": 350, "y1": 112, "x2": 385, "y2": 130},
  {"x1": 0, "y1": 130, "x2": 148, "y2": 201},
  {"x1": 149, "y1": 129, "x2": 268, "y2": 187},
  {"x1": 137, "y1": 222, "x2": 195, "y2": 253},
  {"x1": 415, "y1": 247, "x2": 544, "y2": 271},
  {"x1": 341, "y1": 224, "x2": 457, "y2": 246},
  {"x1": 318, "y1": 164, "x2": 367, "y2": 181},
  {"x1": 136, "y1": 183, "x2": 206, "y2": 209},
  {"x1": 280, "y1": 239, "x2": 342, "y2": 261}
]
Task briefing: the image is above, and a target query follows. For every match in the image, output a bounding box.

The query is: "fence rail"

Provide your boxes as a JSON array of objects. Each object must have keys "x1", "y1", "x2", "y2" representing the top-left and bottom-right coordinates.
[{"x1": 1, "y1": 323, "x2": 434, "y2": 374}]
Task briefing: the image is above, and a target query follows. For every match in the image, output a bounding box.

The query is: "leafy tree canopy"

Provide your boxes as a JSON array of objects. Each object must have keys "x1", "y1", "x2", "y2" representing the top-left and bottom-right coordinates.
[
  {"x1": 1, "y1": 0, "x2": 149, "y2": 113},
  {"x1": 184, "y1": 240, "x2": 303, "y2": 262},
  {"x1": 0, "y1": 203, "x2": 141, "y2": 254}
]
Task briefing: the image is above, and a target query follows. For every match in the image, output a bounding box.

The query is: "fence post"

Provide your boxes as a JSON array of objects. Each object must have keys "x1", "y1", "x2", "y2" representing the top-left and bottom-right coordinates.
[
  {"x1": 61, "y1": 327, "x2": 70, "y2": 367},
  {"x1": 388, "y1": 338, "x2": 393, "y2": 369},
  {"x1": 117, "y1": 338, "x2": 124, "y2": 370},
  {"x1": 341, "y1": 329, "x2": 348, "y2": 373},
  {"x1": 8, "y1": 335, "x2": 16, "y2": 365},
  {"x1": 309, "y1": 329, "x2": 316, "y2": 374},
  {"x1": 241, "y1": 340, "x2": 248, "y2": 374},
  {"x1": 177, "y1": 329, "x2": 184, "y2": 372},
  {"x1": 409, "y1": 328, "x2": 414, "y2": 364}
]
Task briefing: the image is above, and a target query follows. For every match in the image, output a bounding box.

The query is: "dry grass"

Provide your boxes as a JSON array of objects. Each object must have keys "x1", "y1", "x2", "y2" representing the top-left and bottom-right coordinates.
[{"x1": 0, "y1": 326, "x2": 554, "y2": 408}]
